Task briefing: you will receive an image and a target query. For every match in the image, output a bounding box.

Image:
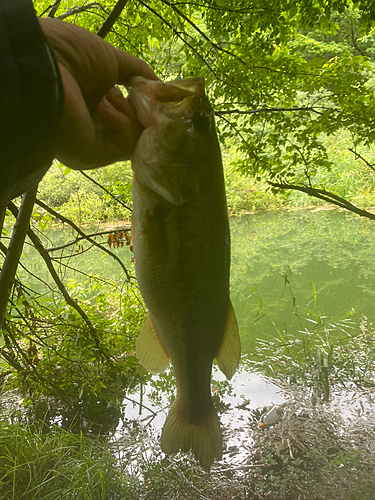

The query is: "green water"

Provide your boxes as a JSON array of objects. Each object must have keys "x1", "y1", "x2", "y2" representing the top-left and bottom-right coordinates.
[
  {"x1": 231, "y1": 209, "x2": 375, "y2": 354},
  {"x1": 19, "y1": 209, "x2": 375, "y2": 356}
]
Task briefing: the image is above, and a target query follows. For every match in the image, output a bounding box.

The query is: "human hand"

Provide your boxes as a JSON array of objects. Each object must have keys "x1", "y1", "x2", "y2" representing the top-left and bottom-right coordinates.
[{"x1": 39, "y1": 18, "x2": 158, "y2": 170}]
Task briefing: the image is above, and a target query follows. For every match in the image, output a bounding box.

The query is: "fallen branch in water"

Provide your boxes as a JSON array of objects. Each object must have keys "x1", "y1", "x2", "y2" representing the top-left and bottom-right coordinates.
[{"x1": 35, "y1": 198, "x2": 132, "y2": 280}]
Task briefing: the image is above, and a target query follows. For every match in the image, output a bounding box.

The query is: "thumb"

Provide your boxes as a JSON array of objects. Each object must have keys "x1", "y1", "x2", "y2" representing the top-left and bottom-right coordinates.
[{"x1": 114, "y1": 48, "x2": 160, "y2": 85}]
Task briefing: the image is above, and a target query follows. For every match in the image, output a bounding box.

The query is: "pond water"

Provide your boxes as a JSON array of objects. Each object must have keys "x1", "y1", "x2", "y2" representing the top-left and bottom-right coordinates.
[
  {"x1": 231, "y1": 208, "x2": 375, "y2": 354},
  {"x1": 10, "y1": 206, "x2": 375, "y2": 465},
  {"x1": 20, "y1": 207, "x2": 375, "y2": 358}
]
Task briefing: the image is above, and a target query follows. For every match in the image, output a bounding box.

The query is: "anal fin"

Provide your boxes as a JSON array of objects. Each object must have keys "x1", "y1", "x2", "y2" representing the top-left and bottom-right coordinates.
[
  {"x1": 136, "y1": 314, "x2": 170, "y2": 373},
  {"x1": 215, "y1": 299, "x2": 241, "y2": 380}
]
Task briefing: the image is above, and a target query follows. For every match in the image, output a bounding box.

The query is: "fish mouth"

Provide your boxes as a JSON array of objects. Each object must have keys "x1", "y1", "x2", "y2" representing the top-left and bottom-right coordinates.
[
  {"x1": 153, "y1": 77, "x2": 205, "y2": 102},
  {"x1": 127, "y1": 77, "x2": 208, "y2": 127},
  {"x1": 127, "y1": 76, "x2": 205, "y2": 100}
]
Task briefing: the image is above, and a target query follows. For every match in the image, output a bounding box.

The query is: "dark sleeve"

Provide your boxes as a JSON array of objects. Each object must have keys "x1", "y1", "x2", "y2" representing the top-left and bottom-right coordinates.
[{"x1": 0, "y1": 0, "x2": 64, "y2": 205}]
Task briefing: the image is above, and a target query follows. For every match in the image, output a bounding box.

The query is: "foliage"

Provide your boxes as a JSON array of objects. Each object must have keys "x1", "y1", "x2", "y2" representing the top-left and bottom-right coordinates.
[
  {"x1": 254, "y1": 442, "x2": 370, "y2": 500},
  {"x1": 29, "y1": 1, "x2": 375, "y2": 217},
  {"x1": 1, "y1": 269, "x2": 148, "y2": 430},
  {"x1": 38, "y1": 161, "x2": 133, "y2": 225}
]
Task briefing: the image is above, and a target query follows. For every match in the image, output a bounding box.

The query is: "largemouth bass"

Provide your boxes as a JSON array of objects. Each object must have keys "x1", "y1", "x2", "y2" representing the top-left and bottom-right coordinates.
[{"x1": 128, "y1": 76, "x2": 241, "y2": 471}]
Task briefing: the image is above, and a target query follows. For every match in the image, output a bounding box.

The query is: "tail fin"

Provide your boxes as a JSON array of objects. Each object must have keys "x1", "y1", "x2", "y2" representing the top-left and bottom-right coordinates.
[{"x1": 160, "y1": 398, "x2": 222, "y2": 471}]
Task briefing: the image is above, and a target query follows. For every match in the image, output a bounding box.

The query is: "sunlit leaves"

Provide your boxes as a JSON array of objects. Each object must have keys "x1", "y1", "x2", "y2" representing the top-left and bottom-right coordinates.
[{"x1": 32, "y1": 0, "x2": 375, "y2": 197}]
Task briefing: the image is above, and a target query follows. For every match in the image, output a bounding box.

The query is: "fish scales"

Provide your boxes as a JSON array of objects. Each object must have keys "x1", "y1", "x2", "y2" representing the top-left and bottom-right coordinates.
[{"x1": 128, "y1": 77, "x2": 241, "y2": 471}]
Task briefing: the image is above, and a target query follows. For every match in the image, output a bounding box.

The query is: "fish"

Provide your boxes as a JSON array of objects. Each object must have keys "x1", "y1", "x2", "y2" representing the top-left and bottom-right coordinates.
[{"x1": 127, "y1": 76, "x2": 241, "y2": 471}]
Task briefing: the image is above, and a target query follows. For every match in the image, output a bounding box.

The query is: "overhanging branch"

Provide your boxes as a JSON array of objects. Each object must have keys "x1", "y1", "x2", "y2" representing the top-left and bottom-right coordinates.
[
  {"x1": 79, "y1": 171, "x2": 132, "y2": 211},
  {"x1": 268, "y1": 181, "x2": 375, "y2": 221},
  {"x1": 348, "y1": 147, "x2": 375, "y2": 173},
  {"x1": 0, "y1": 189, "x2": 37, "y2": 330},
  {"x1": 57, "y1": 3, "x2": 105, "y2": 21},
  {"x1": 215, "y1": 106, "x2": 325, "y2": 116}
]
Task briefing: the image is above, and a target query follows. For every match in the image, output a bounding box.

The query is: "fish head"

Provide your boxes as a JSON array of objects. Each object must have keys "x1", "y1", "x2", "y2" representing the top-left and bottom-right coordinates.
[{"x1": 128, "y1": 77, "x2": 219, "y2": 205}]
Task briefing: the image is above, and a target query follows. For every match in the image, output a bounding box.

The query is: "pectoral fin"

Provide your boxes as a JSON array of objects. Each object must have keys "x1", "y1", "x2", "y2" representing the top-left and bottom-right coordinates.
[
  {"x1": 215, "y1": 300, "x2": 241, "y2": 380},
  {"x1": 136, "y1": 314, "x2": 170, "y2": 373}
]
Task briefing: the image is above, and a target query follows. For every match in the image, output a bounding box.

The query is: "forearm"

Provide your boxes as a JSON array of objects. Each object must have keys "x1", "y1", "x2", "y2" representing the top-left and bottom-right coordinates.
[{"x1": 0, "y1": 0, "x2": 64, "y2": 204}]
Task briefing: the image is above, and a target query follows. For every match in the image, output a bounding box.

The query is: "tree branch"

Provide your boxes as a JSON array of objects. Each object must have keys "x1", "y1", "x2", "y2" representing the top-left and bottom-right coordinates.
[
  {"x1": 3, "y1": 323, "x2": 36, "y2": 373},
  {"x1": 46, "y1": 229, "x2": 130, "y2": 252},
  {"x1": 215, "y1": 106, "x2": 325, "y2": 116},
  {"x1": 268, "y1": 181, "x2": 375, "y2": 221},
  {"x1": 160, "y1": 0, "x2": 248, "y2": 65},
  {"x1": 6, "y1": 202, "x2": 104, "y2": 353},
  {"x1": 97, "y1": 0, "x2": 130, "y2": 39},
  {"x1": 137, "y1": 0, "x2": 219, "y2": 79},
  {"x1": 79, "y1": 171, "x2": 132, "y2": 211},
  {"x1": 47, "y1": 0, "x2": 62, "y2": 18},
  {"x1": 0, "y1": 241, "x2": 57, "y2": 294},
  {"x1": 0, "y1": 205, "x2": 5, "y2": 240},
  {"x1": 348, "y1": 147, "x2": 375, "y2": 173},
  {"x1": 0, "y1": 189, "x2": 37, "y2": 330},
  {"x1": 57, "y1": 3, "x2": 106, "y2": 21},
  {"x1": 35, "y1": 199, "x2": 131, "y2": 280},
  {"x1": 217, "y1": 115, "x2": 261, "y2": 162}
]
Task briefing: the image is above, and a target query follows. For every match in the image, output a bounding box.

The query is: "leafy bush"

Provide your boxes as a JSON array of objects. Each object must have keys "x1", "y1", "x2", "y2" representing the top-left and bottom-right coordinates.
[
  {"x1": 38, "y1": 162, "x2": 133, "y2": 225},
  {"x1": 2, "y1": 275, "x2": 149, "y2": 431}
]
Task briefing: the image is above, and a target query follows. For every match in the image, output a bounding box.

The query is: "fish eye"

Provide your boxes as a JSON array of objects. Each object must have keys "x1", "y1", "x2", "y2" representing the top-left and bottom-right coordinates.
[{"x1": 192, "y1": 113, "x2": 210, "y2": 132}]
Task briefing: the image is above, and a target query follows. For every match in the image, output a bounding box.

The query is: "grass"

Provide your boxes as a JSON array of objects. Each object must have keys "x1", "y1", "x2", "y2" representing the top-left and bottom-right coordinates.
[
  {"x1": 250, "y1": 312, "x2": 375, "y2": 400},
  {"x1": 0, "y1": 413, "x2": 214, "y2": 500},
  {"x1": 0, "y1": 421, "x2": 128, "y2": 500}
]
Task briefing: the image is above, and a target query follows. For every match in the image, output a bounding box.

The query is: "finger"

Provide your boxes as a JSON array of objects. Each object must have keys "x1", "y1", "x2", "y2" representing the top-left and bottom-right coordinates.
[
  {"x1": 115, "y1": 49, "x2": 160, "y2": 84},
  {"x1": 97, "y1": 87, "x2": 141, "y2": 159}
]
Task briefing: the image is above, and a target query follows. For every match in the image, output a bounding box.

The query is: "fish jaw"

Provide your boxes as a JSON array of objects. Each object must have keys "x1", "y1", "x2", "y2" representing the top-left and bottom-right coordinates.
[{"x1": 127, "y1": 76, "x2": 206, "y2": 128}]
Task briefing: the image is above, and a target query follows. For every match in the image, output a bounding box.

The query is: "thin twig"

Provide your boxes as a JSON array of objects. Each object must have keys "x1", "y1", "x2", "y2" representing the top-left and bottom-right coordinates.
[
  {"x1": 57, "y1": 2, "x2": 105, "y2": 20},
  {"x1": 79, "y1": 171, "x2": 132, "y2": 211},
  {"x1": 35, "y1": 199, "x2": 131, "y2": 279},
  {"x1": 3, "y1": 323, "x2": 36, "y2": 372},
  {"x1": 47, "y1": 0, "x2": 62, "y2": 18},
  {"x1": 0, "y1": 205, "x2": 6, "y2": 240},
  {"x1": 137, "y1": 0, "x2": 220, "y2": 80},
  {"x1": 6, "y1": 202, "x2": 104, "y2": 353},
  {"x1": 348, "y1": 147, "x2": 375, "y2": 173},
  {"x1": 215, "y1": 106, "x2": 324, "y2": 116},
  {"x1": 46, "y1": 228, "x2": 130, "y2": 253}
]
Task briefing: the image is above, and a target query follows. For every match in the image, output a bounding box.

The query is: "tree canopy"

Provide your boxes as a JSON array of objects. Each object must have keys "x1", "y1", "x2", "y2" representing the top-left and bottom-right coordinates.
[{"x1": 33, "y1": 0, "x2": 375, "y2": 217}]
